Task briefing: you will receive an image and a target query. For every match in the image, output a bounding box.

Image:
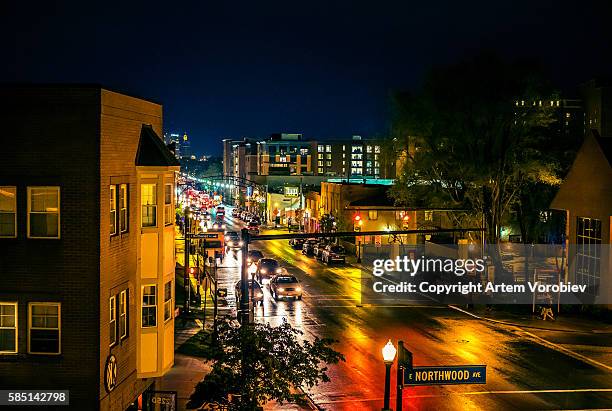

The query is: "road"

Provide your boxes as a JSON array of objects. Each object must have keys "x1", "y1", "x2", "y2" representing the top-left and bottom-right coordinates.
[{"x1": 216, "y1": 209, "x2": 612, "y2": 410}]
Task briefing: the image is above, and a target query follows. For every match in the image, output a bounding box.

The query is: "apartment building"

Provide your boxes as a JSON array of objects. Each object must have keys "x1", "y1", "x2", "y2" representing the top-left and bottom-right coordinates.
[{"x1": 0, "y1": 85, "x2": 179, "y2": 410}]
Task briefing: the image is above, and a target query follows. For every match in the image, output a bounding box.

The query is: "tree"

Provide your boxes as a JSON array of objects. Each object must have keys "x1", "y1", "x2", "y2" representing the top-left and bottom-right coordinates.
[
  {"x1": 188, "y1": 319, "x2": 344, "y2": 410},
  {"x1": 389, "y1": 54, "x2": 565, "y2": 279}
]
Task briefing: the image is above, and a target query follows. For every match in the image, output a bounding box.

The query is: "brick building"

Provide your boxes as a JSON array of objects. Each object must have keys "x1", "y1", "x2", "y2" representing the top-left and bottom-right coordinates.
[{"x1": 0, "y1": 85, "x2": 179, "y2": 410}]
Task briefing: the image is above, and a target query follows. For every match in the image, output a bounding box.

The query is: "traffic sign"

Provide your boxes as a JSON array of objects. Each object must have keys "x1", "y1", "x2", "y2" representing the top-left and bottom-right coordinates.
[{"x1": 404, "y1": 365, "x2": 486, "y2": 386}]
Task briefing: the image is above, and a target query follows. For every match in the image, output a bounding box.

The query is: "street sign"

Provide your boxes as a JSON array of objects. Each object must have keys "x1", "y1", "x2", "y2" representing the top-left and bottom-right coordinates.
[
  {"x1": 217, "y1": 288, "x2": 227, "y2": 298},
  {"x1": 404, "y1": 365, "x2": 486, "y2": 386}
]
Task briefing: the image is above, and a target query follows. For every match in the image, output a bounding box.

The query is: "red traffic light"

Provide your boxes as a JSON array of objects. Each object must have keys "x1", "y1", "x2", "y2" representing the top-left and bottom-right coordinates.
[
  {"x1": 354, "y1": 214, "x2": 361, "y2": 222},
  {"x1": 189, "y1": 267, "x2": 195, "y2": 274}
]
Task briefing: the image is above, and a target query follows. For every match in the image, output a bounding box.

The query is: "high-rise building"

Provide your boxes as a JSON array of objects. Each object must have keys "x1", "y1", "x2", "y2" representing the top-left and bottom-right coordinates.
[
  {"x1": 0, "y1": 85, "x2": 179, "y2": 410},
  {"x1": 164, "y1": 132, "x2": 182, "y2": 158},
  {"x1": 582, "y1": 78, "x2": 612, "y2": 138},
  {"x1": 257, "y1": 133, "x2": 315, "y2": 176}
]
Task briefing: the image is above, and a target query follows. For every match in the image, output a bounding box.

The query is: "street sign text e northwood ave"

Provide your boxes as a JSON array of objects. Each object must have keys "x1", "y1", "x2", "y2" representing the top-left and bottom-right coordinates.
[{"x1": 404, "y1": 365, "x2": 486, "y2": 386}]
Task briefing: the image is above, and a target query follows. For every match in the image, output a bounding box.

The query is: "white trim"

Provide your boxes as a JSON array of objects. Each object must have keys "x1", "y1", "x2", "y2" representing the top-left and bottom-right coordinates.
[
  {"x1": 119, "y1": 290, "x2": 127, "y2": 340},
  {"x1": 27, "y1": 186, "x2": 60, "y2": 239},
  {"x1": 141, "y1": 284, "x2": 157, "y2": 328},
  {"x1": 109, "y1": 295, "x2": 117, "y2": 347},
  {"x1": 0, "y1": 302, "x2": 17, "y2": 354},
  {"x1": 0, "y1": 186, "x2": 17, "y2": 238},
  {"x1": 27, "y1": 302, "x2": 61, "y2": 355}
]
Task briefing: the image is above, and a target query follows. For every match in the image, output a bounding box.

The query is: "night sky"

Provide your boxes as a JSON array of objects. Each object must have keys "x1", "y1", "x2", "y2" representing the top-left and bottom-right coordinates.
[{"x1": 2, "y1": 1, "x2": 610, "y2": 155}]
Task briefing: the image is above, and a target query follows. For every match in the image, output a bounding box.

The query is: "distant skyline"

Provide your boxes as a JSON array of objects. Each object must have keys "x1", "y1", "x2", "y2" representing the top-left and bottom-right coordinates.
[{"x1": 2, "y1": 1, "x2": 610, "y2": 155}]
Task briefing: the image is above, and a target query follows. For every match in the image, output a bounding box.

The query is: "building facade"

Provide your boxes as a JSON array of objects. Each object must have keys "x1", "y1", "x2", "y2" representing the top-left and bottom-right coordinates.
[{"x1": 0, "y1": 86, "x2": 179, "y2": 410}]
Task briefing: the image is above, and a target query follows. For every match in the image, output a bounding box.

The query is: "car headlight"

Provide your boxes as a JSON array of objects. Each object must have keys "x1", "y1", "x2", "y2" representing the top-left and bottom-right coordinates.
[
  {"x1": 277, "y1": 287, "x2": 285, "y2": 292},
  {"x1": 261, "y1": 269, "x2": 267, "y2": 274},
  {"x1": 239, "y1": 241, "x2": 244, "y2": 246},
  {"x1": 247, "y1": 258, "x2": 252, "y2": 262},
  {"x1": 275, "y1": 268, "x2": 282, "y2": 273},
  {"x1": 227, "y1": 241, "x2": 233, "y2": 246},
  {"x1": 256, "y1": 292, "x2": 263, "y2": 298},
  {"x1": 296, "y1": 287, "x2": 302, "y2": 292}
]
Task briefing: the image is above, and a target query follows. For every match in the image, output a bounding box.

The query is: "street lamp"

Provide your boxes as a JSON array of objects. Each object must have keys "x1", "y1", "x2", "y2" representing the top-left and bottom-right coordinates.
[{"x1": 382, "y1": 339, "x2": 397, "y2": 411}]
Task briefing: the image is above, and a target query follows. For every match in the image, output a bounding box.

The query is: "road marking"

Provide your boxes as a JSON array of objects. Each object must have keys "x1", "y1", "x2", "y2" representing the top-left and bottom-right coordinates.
[
  {"x1": 449, "y1": 305, "x2": 612, "y2": 373},
  {"x1": 314, "y1": 388, "x2": 612, "y2": 404}
]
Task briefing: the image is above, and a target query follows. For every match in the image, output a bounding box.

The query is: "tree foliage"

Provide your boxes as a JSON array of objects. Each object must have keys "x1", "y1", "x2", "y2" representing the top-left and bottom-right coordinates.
[
  {"x1": 388, "y1": 54, "x2": 577, "y2": 255},
  {"x1": 188, "y1": 319, "x2": 344, "y2": 410}
]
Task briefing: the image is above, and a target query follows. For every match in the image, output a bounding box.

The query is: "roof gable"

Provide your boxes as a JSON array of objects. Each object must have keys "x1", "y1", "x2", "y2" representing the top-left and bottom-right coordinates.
[{"x1": 135, "y1": 124, "x2": 180, "y2": 167}]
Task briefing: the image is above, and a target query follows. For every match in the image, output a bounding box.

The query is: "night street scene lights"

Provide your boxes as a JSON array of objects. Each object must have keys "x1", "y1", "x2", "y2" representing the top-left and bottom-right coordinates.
[{"x1": 382, "y1": 339, "x2": 397, "y2": 411}]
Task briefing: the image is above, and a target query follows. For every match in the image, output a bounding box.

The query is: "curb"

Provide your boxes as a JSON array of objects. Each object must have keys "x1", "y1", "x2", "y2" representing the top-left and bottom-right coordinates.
[{"x1": 296, "y1": 387, "x2": 321, "y2": 410}]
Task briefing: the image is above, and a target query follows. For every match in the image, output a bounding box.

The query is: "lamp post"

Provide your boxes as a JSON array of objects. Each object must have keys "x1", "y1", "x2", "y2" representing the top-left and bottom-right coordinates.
[{"x1": 382, "y1": 339, "x2": 397, "y2": 411}]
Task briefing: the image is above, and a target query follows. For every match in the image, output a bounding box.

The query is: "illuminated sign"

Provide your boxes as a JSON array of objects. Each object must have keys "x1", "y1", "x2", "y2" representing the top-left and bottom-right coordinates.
[
  {"x1": 404, "y1": 365, "x2": 486, "y2": 386},
  {"x1": 104, "y1": 355, "x2": 117, "y2": 392}
]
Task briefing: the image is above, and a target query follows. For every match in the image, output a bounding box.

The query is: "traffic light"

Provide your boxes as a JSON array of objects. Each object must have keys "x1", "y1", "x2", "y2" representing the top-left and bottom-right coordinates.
[{"x1": 189, "y1": 267, "x2": 195, "y2": 275}]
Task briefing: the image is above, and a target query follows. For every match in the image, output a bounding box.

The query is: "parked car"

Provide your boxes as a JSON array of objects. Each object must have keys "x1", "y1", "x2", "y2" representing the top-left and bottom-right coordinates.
[
  {"x1": 302, "y1": 239, "x2": 318, "y2": 256},
  {"x1": 234, "y1": 279, "x2": 264, "y2": 305},
  {"x1": 224, "y1": 231, "x2": 242, "y2": 251},
  {"x1": 247, "y1": 249, "x2": 264, "y2": 265},
  {"x1": 321, "y1": 244, "x2": 346, "y2": 264},
  {"x1": 256, "y1": 258, "x2": 280, "y2": 282},
  {"x1": 247, "y1": 221, "x2": 260, "y2": 235},
  {"x1": 289, "y1": 238, "x2": 305, "y2": 249},
  {"x1": 313, "y1": 239, "x2": 329, "y2": 260},
  {"x1": 269, "y1": 274, "x2": 303, "y2": 300}
]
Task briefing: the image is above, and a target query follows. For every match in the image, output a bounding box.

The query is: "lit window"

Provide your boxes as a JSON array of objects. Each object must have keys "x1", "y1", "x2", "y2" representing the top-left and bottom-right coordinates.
[
  {"x1": 164, "y1": 281, "x2": 173, "y2": 322},
  {"x1": 164, "y1": 184, "x2": 173, "y2": 226},
  {"x1": 318, "y1": 160, "x2": 323, "y2": 167},
  {"x1": 366, "y1": 145, "x2": 372, "y2": 153},
  {"x1": 342, "y1": 145, "x2": 346, "y2": 151},
  {"x1": 317, "y1": 145, "x2": 324, "y2": 152},
  {"x1": 318, "y1": 167, "x2": 324, "y2": 174},
  {"x1": 110, "y1": 185, "x2": 117, "y2": 236},
  {"x1": 142, "y1": 285, "x2": 157, "y2": 327},
  {"x1": 109, "y1": 296, "x2": 117, "y2": 346},
  {"x1": 425, "y1": 211, "x2": 433, "y2": 221},
  {"x1": 28, "y1": 303, "x2": 60, "y2": 354},
  {"x1": 368, "y1": 210, "x2": 378, "y2": 220},
  {"x1": 27, "y1": 187, "x2": 60, "y2": 239},
  {"x1": 0, "y1": 186, "x2": 16, "y2": 238},
  {"x1": 576, "y1": 217, "x2": 601, "y2": 294},
  {"x1": 566, "y1": 112, "x2": 571, "y2": 118},
  {"x1": 318, "y1": 153, "x2": 323, "y2": 159},
  {"x1": 119, "y1": 184, "x2": 128, "y2": 233},
  {"x1": 374, "y1": 146, "x2": 381, "y2": 153},
  {"x1": 0, "y1": 302, "x2": 17, "y2": 353},
  {"x1": 299, "y1": 148, "x2": 308, "y2": 155},
  {"x1": 141, "y1": 184, "x2": 157, "y2": 227},
  {"x1": 325, "y1": 145, "x2": 331, "y2": 152},
  {"x1": 326, "y1": 161, "x2": 332, "y2": 167},
  {"x1": 119, "y1": 290, "x2": 128, "y2": 339},
  {"x1": 326, "y1": 153, "x2": 332, "y2": 159}
]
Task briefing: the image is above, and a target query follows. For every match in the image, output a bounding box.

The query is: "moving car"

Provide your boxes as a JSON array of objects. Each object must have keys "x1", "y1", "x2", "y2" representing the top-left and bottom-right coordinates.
[
  {"x1": 224, "y1": 231, "x2": 242, "y2": 251},
  {"x1": 301, "y1": 238, "x2": 318, "y2": 256},
  {"x1": 269, "y1": 274, "x2": 303, "y2": 300},
  {"x1": 289, "y1": 238, "x2": 305, "y2": 249},
  {"x1": 256, "y1": 258, "x2": 281, "y2": 283},
  {"x1": 321, "y1": 244, "x2": 346, "y2": 264},
  {"x1": 247, "y1": 249, "x2": 264, "y2": 265},
  {"x1": 247, "y1": 221, "x2": 260, "y2": 235},
  {"x1": 234, "y1": 279, "x2": 264, "y2": 305},
  {"x1": 313, "y1": 239, "x2": 329, "y2": 260}
]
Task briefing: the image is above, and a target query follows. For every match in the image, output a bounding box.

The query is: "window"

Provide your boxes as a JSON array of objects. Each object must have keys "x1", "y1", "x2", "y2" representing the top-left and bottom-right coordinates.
[
  {"x1": 28, "y1": 303, "x2": 60, "y2": 354},
  {"x1": 141, "y1": 184, "x2": 157, "y2": 227},
  {"x1": 142, "y1": 285, "x2": 157, "y2": 327},
  {"x1": 374, "y1": 146, "x2": 381, "y2": 153},
  {"x1": 318, "y1": 160, "x2": 323, "y2": 167},
  {"x1": 318, "y1": 167, "x2": 323, "y2": 174},
  {"x1": 0, "y1": 186, "x2": 16, "y2": 238},
  {"x1": 318, "y1": 153, "x2": 323, "y2": 159},
  {"x1": 164, "y1": 281, "x2": 173, "y2": 322},
  {"x1": 366, "y1": 145, "x2": 372, "y2": 153},
  {"x1": 326, "y1": 153, "x2": 332, "y2": 159},
  {"x1": 425, "y1": 211, "x2": 433, "y2": 221},
  {"x1": 368, "y1": 210, "x2": 378, "y2": 220},
  {"x1": 110, "y1": 185, "x2": 117, "y2": 236},
  {"x1": 317, "y1": 145, "x2": 324, "y2": 152},
  {"x1": 326, "y1": 161, "x2": 332, "y2": 167},
  {"x1": 119, "y1": 184, "x2": 128, "y2": 233},
  {"x1": 0, "y1": 302, "x2": 17, "y2": 353},
  {"x1": 119, "y1": 290, "x2": 127, "y2": 339},
  {"x1": 109, "y1": 296, "x2": 117, "y2": 346},
  {"x1": 299, "y1": 148, "x2": 308, "y2": 155},
  {"x1": 28, "y1": 187, "x2": 60, "y2": 238},
  {"x1": 576, "y1": 217, "x2": 602, "y2": 293},
  {"x1": 164, "y1": 184, "x2": 173, "y2": 226},
  {"x1": 325, "y1": 145, "x2": 331, "y2": 152}
]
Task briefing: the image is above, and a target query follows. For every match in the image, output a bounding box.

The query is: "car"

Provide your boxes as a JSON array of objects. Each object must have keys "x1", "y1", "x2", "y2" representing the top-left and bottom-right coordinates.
[
  {"x1": 302, "y1": 238, "x2": 318, "y2": 255},
  {"x1": 289, "y1": 238, "x2": 305, "y2": 249},
  {"x1": 224, "y1": 231, "x2": 242, "y2": 250},
  {"x1": 211, "y1": 221, "x2": 226, "y2": 230},
  {"x1": 313, "y1": 239, "x2": 330, "y2": 259},
  {"x1": 247, "y1": 249, "x2": 264, "y2": 265},
  {"x1": 247, "y1": 221, "x2": 260, "y2": 235},
  {"x1": 321, "y1": 244, "x2": 346, "y2": 264},
  {"x1": 256, "y1": 258, "x2": 281, "y2": 282},
  {"x1": 269, "y1": 274, "x2": 303, "y2": 300},
  {"x1": 234, "y1": 279, "x2": 264, "y2": 305}
]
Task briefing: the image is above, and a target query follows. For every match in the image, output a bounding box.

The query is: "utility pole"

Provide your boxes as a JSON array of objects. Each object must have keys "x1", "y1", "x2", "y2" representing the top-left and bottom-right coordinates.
[
  {"x1": 240, "y1": 228, "x2": 251, "y2": 324},
  {"x1": 184, "y1": 208, "x2": 191, "y2": 314}
]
